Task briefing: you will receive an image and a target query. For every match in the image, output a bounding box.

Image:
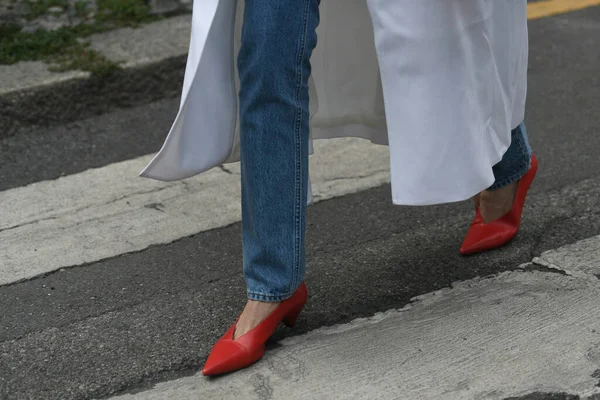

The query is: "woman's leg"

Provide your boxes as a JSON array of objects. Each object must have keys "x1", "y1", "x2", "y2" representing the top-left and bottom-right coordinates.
[
  {"x1": 477, "y1": 122, "x2": 533, "y2": 222},
  {"x1": 235, "y1": 0, "x2": 320, "y2": 338}
]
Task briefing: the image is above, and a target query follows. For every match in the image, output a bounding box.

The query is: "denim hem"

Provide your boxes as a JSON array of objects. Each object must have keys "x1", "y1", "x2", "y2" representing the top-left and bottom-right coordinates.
[
  {"x1": 488, "y1": 158, "x2": 530, "y2": 191},
  {"x1": 489, "y1": 122, "x2": 532, "y2": 191},
  {"x1": 247, "y1": 290, "x2": 294, "y2": 303}
]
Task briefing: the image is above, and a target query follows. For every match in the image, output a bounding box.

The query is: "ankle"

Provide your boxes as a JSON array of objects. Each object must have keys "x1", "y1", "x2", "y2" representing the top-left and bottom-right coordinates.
[
  {"x1": 233, "y1": 300, "x2": 280, "y2": 339},
  {"x1": 479, "y1": 181, "x2": 518, "y2": 223}
]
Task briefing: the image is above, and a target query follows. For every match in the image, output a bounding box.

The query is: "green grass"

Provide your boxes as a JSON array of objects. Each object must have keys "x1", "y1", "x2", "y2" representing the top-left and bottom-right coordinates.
[
  {"x1": 0, "y1": 0, "x2": 161, "y2": 74},
  {"x1": 96, "y1": 0, "x2": 159, "y2": 25},
  {"x1": 74, "y1": 0, "x2": 90, "y2": 18},
  {"x1": 0, "y1": 23, "x2": 116, "y2": 75},
  {"x1": 25, "y1": 0, "x2": 70, "y2": 19},
  {"x1": 50, "y1": 44, "x2": 121, "y2": 75},
  {"x1": 1, "y1": 24, "x2": 77, "y2": 64}
]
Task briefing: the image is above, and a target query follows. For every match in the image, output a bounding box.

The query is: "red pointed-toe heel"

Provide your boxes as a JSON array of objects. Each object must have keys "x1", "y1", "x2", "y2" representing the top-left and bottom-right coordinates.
[
  {"x1": 201, "y1": 282, "x2": 308, "y2": 376},
  {"x1": 282, "y1": 303, "x2": 304, "y2": 328},
  {"x1": 460, "y1": 154, "x2": 538, "y2": 255}
]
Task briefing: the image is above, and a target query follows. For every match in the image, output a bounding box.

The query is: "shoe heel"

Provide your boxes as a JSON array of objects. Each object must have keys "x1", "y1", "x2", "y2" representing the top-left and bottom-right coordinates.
[{"x1": 282, "y1": 304, "x2": 304, "y2": 328}]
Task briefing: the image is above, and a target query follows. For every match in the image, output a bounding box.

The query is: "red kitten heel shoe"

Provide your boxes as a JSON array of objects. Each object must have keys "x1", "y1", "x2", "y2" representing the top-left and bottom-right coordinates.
[
  {"x1": 460, "y1": 154, "x2": 538, "y2": 255},
  {"x1": 202, "y1": 282, "x2": 308, "y2": 376}
]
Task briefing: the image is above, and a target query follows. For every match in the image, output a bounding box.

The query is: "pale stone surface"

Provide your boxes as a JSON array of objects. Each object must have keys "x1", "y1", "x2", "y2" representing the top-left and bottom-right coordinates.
[
  {"x1": 0, "y1": 137, "x2": 389, "y2": 285},
  {"x1": 534, "y1": 235, "x2": 600, "y2": 279},
  {"x1": 89, "y1": 15, "x2": 191, "y2": 67},
  {"x1": 109, "y1": 269, "x2": 600, "y2": 400},
  {"x1": 0, "y1": 61, "x2": 88, "y2": 95}
]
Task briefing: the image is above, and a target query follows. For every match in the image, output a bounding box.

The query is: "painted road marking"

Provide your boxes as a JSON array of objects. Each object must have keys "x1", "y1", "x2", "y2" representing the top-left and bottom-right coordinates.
[
  {"x1": 0, "y1": 138, "x2": 389, "y2": 286},
  {"x1": 528, "y1": 0, "x2": 600, "y2": 20}
]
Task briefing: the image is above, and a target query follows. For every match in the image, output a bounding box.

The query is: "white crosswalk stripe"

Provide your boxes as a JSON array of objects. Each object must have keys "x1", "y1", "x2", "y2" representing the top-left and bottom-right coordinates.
[{"x1": 0, "y1": 138, "x2": 389, "y2": 286}]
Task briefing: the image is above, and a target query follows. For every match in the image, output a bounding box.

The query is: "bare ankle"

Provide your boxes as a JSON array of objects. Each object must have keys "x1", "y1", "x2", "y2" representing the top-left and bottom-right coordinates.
[
  {"x1": 233, "y1": 300, "x2": 280, "y2": 340},
  {"x1": 479, "y1": 181, "x2": 518, "y2": 223},
  {"x1": 473, "y1": 193, "x2": 481, "y2": 208}
]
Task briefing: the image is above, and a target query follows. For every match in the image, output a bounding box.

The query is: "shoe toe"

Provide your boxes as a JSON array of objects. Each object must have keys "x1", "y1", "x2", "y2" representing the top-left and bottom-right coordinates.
[
  {"x1": 460, "y1": 222, "x2": 516, "y2": 255},
  {"x1": 202, "y1": 340, "x2": 263, "y2": 376}
]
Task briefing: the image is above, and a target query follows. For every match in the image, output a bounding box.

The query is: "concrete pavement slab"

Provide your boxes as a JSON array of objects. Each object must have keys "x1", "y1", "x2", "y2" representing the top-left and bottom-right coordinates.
[
  {"x1": 109, "y1": 263, "x2": 600, "y2": 399},
  {"x1": 0, "y1": 62, "x2": 88, "y2": 95},
  {"x1": 88, "y1": 15, "x2": 191, "y2": 68},
  {"x1": 533, "y1": 235, "x2": 600, "y2": 279}
]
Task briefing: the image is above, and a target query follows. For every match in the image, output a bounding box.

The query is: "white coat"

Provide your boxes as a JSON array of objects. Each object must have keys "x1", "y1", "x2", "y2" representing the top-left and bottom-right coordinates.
[{"x1": 140, "y1": 0, "x2": 529, "y2": 206}]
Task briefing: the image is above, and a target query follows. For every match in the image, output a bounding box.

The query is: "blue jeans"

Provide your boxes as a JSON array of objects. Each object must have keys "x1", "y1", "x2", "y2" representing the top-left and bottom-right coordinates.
[
  {"x1": 489, "y1": 123, "x2": 533, "y2": 191},
  {"x1": 238, "y1": 0, "x2": 531, "y2": 302},
  {"x1": 239, "y1": 0, "x2": 320, "y2": 302}
]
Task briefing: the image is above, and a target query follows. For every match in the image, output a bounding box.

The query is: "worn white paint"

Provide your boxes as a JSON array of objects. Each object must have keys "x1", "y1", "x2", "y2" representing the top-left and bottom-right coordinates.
[
  {"x1": 0, "y1": 61, "x2": 88, "y2": 96},
  {"x1": 0, "y1": 138, "x2": 389, "y2": 285},
  {"x1": 109, "y1": 262, "x2": 600, "y2": 400},
  {"x1": 533, "y1": 234, "x2": 600, "y2": 279},
  {"x1": 89, "y1": 15, "x2": 191, "y2": 68}
]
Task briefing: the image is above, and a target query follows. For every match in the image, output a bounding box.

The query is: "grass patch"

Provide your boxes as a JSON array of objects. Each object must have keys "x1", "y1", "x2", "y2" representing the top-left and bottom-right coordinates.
[
  {"x1": 0, "y1": 23, "x2": 118, "y2": 75},
  {"x1": 74, "y1": 0, "x2": 90, "y2": 18},
  {"x1": 0, "y1": 23, "x2": 78, "y2": 64},
  {"x1": 96, "y1": 0, "x2": 159, "y2": 25},
  {"x1": 0, "y1": 0, "x2": 161, "y2": 74},
  {"x1": 25, "y1": 0, "x2": 70, "y2": 19},
  {"x1": 50, "y1": 44, "x2": 121, "y2": 75}
]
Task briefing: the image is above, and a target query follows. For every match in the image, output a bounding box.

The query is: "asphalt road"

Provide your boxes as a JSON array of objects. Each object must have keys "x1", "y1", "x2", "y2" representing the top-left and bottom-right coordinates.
[{"x1": 1, "y1": 6, "x2": 599, "y2": 400}]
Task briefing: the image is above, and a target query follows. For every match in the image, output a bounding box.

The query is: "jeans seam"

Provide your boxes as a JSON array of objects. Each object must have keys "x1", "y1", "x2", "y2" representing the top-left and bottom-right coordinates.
[{"x1": 291, "y1": 1, "x2": 310, "y2": 294}]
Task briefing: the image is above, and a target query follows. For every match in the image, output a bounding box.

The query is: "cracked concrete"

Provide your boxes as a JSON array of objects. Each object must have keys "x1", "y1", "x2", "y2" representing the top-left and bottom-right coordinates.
[
  {"x1": 109, "y1": 241, "x2": 600, "y2": 400},
  {"x1": 101, "y1": 237, "x2": 600, "y2": 400},
  {"x1": 532, "y1": 235, "x2": 600, "y2": 279},
  {"x1": 505, "y1": 393, "x2": 591, "y2": 400}
]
